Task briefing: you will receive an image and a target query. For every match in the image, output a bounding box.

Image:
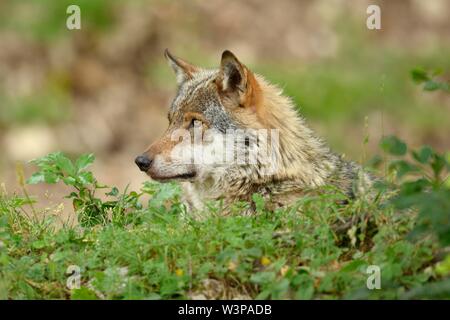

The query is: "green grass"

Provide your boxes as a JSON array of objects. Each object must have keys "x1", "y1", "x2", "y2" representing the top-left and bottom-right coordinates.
[{"x1": 0, "y1": 137, "x2": 449, "y2": 300}]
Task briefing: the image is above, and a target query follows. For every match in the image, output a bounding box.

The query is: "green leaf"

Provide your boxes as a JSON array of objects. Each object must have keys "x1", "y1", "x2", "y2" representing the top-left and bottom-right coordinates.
[
  {"x1": 411, "y1": 68, "x2": 429, "y2": 83},
  {"x1": 401, "y1": 278, "x2": 450, "y2": 299},
  {"x1": 423, "y1": 80, "x2": 440, "y2": 91},
  {"x1": 73, "y1": 198, "x2": 83, "y2": 211},
  {"x1": 62, "y1": 176, "x2": 77, "y2": 186},
  {"x1": 26, "y1": 172, "x2": 45, "y2": 184},
  {"x1": 389, "y1": 160, "x2": 420, "y2": 178},
  {"x1": 412, "y1": 146, "x2": 433, "y2": 164},
  {"x1": 76, "y1": 154, "x2": 95, "y2": 172},
  {"x1": 252, "y1": 193, "x2": 265, "y2": 213},
  {"x1": 43, "y1": 172, "x2": 60, "y2": 184},
  {"x1": 106, "y1": 187, "x2": 119, "y2": 197},
  {"x1": 292, "y1": 274, "x2": 315, "y2": 300},
  {"x1": 380, "y1": 135, "x2": 407, "y2": 156},
  {"x1": 366, "y1": 154, "x2": 382, "y2": 168},
  {"x1": 250, "y1": 271, "x2": 276, "y2": 285},
  {"x1": 271, "y1": 278, "x2": 290, "y2": 298},
  {"x1": 340, "y1": 259, "x2": 366, "y2": 273},
  {"x1": 71, "y1": 287, "x2": 98, "y2": 300},
  {"x1": 431, "y1": 68, "x2": 443, "y2": 76},
  {"x1": 56, "y1": 155, "x2": 76, "y2": 176},
  {"x1": 31, "y1": 240, "x2": 47, "y2": 249},
  {"x1": 436, "y1": 254, "x2": 450, "y2": 277},
  {"x1": 78, "y1": 172, "x2": 95, "y2": 185},
  {"x1": 431, "y1": 154, "x2": 447, "y2": 177},
  {"x1": 398, "y1": 178, "x2": 430, "y2": 196},
  {"x1": 27, "y1": 171, "x2": 60, "y2": 184},
  {"x1": 146, "y1": 182, "x2": 181, "y2": 208}
]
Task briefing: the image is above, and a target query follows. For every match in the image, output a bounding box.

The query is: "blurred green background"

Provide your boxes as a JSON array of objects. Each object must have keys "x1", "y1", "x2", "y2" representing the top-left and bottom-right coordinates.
[{"x1": 0, "y1": 0, "x2": 449, "y2": 197}]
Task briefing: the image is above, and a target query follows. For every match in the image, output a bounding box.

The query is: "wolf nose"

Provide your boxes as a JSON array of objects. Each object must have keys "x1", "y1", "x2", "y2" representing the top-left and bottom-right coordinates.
[{"x1": 135, "y1": 155, "x2": 152, "y2": 172}]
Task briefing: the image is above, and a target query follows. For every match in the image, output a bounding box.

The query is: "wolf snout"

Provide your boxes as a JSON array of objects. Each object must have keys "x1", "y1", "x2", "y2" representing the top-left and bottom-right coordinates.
[{"x1": 135, "y1": 155, "x2": 153, "y2": 172}]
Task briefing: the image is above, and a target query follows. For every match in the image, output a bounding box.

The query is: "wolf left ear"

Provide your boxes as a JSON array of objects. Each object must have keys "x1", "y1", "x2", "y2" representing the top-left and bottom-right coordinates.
[
  {"x1": 218, "y1": 50, "x2": 261, "y2": 111},
  {"x1": 164, "y1": 49, "x2": 198, "y2": 84}
]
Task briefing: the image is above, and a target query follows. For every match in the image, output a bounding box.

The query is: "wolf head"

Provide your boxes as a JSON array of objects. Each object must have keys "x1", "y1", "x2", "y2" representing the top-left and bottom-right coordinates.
[
  {"x1": 135, "y1": 49, "x2": 282, "y2": 185},
  {"x1": 135, "y1": 51, "x2": 372, "y2": 207}
]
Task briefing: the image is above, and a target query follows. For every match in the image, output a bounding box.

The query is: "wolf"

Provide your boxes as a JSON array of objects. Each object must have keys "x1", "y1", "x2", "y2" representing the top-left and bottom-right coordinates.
[{"x1": 135, "y1": 49, "x2": 373, "y2": 214}]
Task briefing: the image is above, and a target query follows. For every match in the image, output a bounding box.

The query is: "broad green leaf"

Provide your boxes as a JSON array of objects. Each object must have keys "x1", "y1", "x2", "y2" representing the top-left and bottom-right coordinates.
[
  {"x1": 76, "y1": 154, "x2": 95, "y2": 171},
  {"x1": 56, "y1": 155, "x2": 76, "y2": 176},
  {"x1": 62, "y1": 176, "x2": 77, "y2": 186},
  {"x1": 106, "y1": 187, "x2": 119, "y2": 197},
  {"x1": 78, "y1": 171, "x2": 95, "y2": 185},
  {"x1": 340, "y1": 259, "x2": 366, "y2": 273},
  {"x1": 31, "y1": 240, "x2": 47, "y2": 249},
  {"x1": 71, "y1": 287, "x2": 98, "y2": 300},
  {"x1": 431, "y1": 154, "x2": 446, "y2": 177},
  {"x1": 389, "y1": 160, "x2": 419, "y2": 178},
  {"x1": 380, "y1": 135, "x2": 407, "y2": 156},
  {"x1": 147, "y1": 182, "x2": 181, "y2": 208},
  {"x1": 26, "y1": 172, "x2": 45, "y2": 184},
  {"x1": 295, "y1": 283, "x2": 314, "y2": 300},
  {"x1": 410, "y1": 68, "x2": 429, "y2": 83},
  {"x1": 43, "y1": 172, "x2": 60, "y2": 184},
  {"x1": 250, "y1": 271, "x2": 276, "y2": 285},
  {"x1": 412, "y1": 146, "x2": 433, "y2": 164},
  {"x1": 252, "y1": 193, "x2": 265, "y2": 213},
  {"x1": 402, "y1": 278, "x2": 450, "y2": 299},
  {"x1": 436, "y1": 254, "x2": 450, "y2": 277},
  {"x1": 423, "y1": 80, "x2": 440, "y2": 91}
]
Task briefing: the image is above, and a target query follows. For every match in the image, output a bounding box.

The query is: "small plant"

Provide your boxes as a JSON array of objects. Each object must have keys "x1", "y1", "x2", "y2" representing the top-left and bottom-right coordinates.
[
  {"x1": 405, "y1": 67, "x2": 450, "y2": 247},
  {"x1": 27, "y1": 152, "x2": 142, "y2": 227},
  {"x1": 380, "y1": 136, "x2": 450, "y2": 245},
  {"x1": 411, "y1": 67, "x2": 449, "y2": 92}
]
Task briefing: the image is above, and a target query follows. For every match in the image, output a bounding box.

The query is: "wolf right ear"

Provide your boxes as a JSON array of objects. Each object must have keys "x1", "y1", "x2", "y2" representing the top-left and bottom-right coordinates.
[
  {"x1": 164, "y1": 49, "x2": 198, "y2": 84},
  {"x1": 219, "y1": 50, "x2": 247, "y2": 93},
  {"x1": 218, "y1": 50, "x2": 262, "y2": 112}
]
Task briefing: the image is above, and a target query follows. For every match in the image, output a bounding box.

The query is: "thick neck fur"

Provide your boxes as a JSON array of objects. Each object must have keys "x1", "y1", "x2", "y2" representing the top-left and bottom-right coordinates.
[{"x1": 252, "y1": 75, "x2": 337, "y2": 187}]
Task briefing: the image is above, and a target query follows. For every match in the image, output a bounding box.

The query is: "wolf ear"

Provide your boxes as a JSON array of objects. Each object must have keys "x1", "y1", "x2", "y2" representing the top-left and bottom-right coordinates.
[
  {"x1": 164, "y1": 49, "x2": 198, "y2": 84},
  {"x1": 219, "y1": 50, "x2": 247, "y2": 93},
  {"x1": 218, "y1": 50, "x2": 261, "y2": 111}
]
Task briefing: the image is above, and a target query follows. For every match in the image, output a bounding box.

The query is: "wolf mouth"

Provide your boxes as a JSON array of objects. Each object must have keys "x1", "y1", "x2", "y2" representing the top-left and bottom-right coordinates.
[{"x1": 149, "y1": 172, "x2": 197, "y2": 182}]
